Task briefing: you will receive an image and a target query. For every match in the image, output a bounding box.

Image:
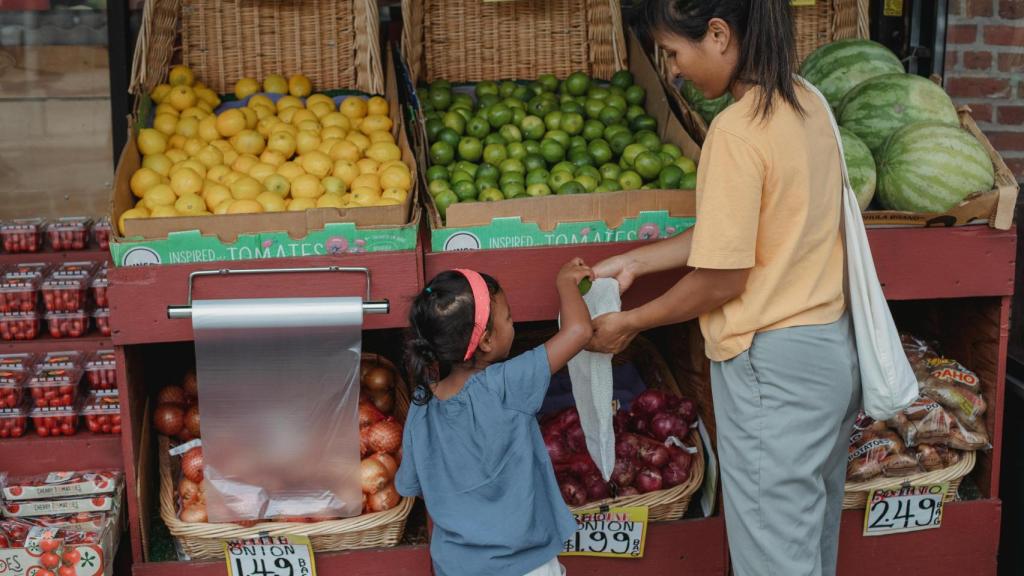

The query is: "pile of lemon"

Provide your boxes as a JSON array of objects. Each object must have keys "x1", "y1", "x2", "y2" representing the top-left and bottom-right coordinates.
[{"x1": 121, "y1": 65, "x2": 413, "y2": 234}]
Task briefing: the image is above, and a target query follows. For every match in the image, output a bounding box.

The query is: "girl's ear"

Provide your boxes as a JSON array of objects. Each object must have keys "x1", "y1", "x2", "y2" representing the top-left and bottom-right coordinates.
[
  {"x1": 706, "y1": 17, "x2": 732, "y2": 54},
  {"x1": 476, "y1": 329, "x2": 495, "y2": 355}
]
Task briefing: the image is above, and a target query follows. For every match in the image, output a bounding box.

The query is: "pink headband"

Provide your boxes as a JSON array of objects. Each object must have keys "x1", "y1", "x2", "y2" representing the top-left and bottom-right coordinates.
[{"x1": 454, "y1": 268, "x2": 490, "y2": 361}]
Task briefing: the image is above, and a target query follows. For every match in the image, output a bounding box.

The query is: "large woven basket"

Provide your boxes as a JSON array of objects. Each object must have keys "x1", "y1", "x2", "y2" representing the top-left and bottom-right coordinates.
[
  {"x1": 158, "y1": 353, "x2": 413, "y2": 560},
  {"x1": 130, "y1": 0, "x2": 383, "y2": 98},
  {"x1": 514, "y1": 332, "x2": 705, "y2": 523},
  {"x1": 401, "y1": 0, "x2": 628, "y2": 85},
  {"x1": 842, "y1": 449, "x2": 976, "y2": 510}
]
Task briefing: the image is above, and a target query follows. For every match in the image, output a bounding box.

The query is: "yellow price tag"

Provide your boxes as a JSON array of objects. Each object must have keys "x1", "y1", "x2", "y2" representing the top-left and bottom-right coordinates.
[
  {"x1": 864, "y1": 483, "x2": 947, "y2": 536},
  {"x1": 560, "y1": 506, "x2": 648, "y2": 558},
  {"x1": 791, "y1": 0, "x2": 817, "y2": 6},
  {"x1": 224, "y1": 534, "x2": 317, "y2": 576},
  {"x1": 884, "y1": 0, "x2": 904, "y2": 16}
]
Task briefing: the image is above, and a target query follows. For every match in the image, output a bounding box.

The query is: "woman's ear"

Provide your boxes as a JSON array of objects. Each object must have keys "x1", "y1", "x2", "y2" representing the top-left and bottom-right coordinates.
[{"x1": 706, "y1": 17, "x2": 732, "y2": 54}]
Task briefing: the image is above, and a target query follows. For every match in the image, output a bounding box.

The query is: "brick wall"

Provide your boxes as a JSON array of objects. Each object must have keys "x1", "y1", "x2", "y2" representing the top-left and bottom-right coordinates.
[{"x1": 946, "y1": 0, "x2": 1024, "y2": 180}]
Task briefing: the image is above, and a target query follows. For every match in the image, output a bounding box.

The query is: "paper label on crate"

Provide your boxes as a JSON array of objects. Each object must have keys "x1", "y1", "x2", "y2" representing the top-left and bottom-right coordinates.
[
  {"x1": 863, "y1": 483, "x2": 947, "y2": 536},
  {"x1": 790, "y1": 0, "x2": 816, "y2": 5},
  {"x1": 169, "y1": 438, "x2": 203, "y2": 457},
  {"x1": 3, "y1": 496, "x2": 114, "y2": 518},
  {"x1": 884, "y1": 0, "x2": 904, "y2": 16},
  {"x1": 224, "y1": 535, "x2": 317, "y2": 576},
  {"x1": 560, "y1": 506, "x2": 647, "y2": 558}
]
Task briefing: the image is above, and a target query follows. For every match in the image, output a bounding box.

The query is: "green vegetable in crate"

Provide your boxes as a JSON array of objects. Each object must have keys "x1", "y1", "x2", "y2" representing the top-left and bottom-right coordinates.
[
  {"x1": 838, "y1": 127, "x2": 876, "y2": 211},
  {"x1": 799, "y1": 39, "x2": 905, "y2": 110},
  {"x1": 837, "y1": 73, "x2": 959, "y2": 155},
  {"x1": 876, "y1": 122, "x2": 994, "y2": 213},
  {"x1": 679, "y1": 79, "x2": 733, "y2": 125}
]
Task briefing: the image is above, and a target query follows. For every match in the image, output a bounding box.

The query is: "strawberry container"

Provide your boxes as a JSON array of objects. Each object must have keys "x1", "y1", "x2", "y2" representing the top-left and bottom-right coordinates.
[
  {"x1": 0, "y1": 404, "x2": 29, "y2": 438},
  {"x1": 93, "y1": 308, "x2": 110, "y2": 337},
  {"x1": 92, "y1": 217, "x2": 112, "y2": 250},
  {"x1": 45, "y1": 217, "x2": 92, "y2": 251},
  {"x1": 82, "y1": 393, "x2": 121, "y2": 435},
  {"x1": 28, "y1": 368, "x2": 81, "y2": 408},
  {"x1": 0, "y1": 353, "x2": 37, "y2": 372},
  {"x1": 0, "y1": 218, "x2": 44, "y2": 253},
  {"x1": 0, "y1": 276, "x2": 39, "y2": 314},
  {"x1": 52, "y1": 261, "x2": 99, "y2": 279},
  {"x1": 41, "y1": 276, "x2": 88, "y2": 313},
  {"x1": 0, "y1": 369, "x2": 28, "y2": 409},
  {"x1": 0, "y1": 311, "x2": 40, "y2": 341},
  {"x1": 2, "y1": 470, "x2": 121, "y2": 501},
  {"x1": 5, "y1": 262, "x2": 50, "y2": 280},
  {"x1": 45, "y1": 309, "x2": 91, "y2": 338},
  {"x1": 30, "y1": 405, "x2": 79, "y2": 437},
  {"x1": 91, "y1": 270, "x2": 109, "y2": 308},
  {"x1": 40, "y1": 350, "x2": 85, "y2": 370},
  {"x1": 85, "y1": 350, "x2": 117, "y2": 391}
]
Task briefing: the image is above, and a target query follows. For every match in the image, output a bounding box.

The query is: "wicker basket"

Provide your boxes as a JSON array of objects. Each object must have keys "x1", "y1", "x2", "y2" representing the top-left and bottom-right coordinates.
[
  {"x1": 400, "y1": 0, "x2": 627, "y2": 85},
  {"x1": 158, "y1": 353, "x2": 413, "y2": 560},
  {"x1": 515, "y1": 332, "x2": 706, "y2": 522},
  {"x1": 130, "y1": 0, "x2": 383, "y2": 98},
  {"x1": 842, "y1": 449, "x2": 976, "y2": 510}
]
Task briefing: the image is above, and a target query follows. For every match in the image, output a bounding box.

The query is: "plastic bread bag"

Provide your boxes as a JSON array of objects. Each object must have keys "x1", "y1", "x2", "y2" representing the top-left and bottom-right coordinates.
[
  {"x1": 915, "y1": 444, "x2": 961, "y2": 472},
  {"x1": 924, "y1": 356, "x2": 982, "y2": 392},
  {"x1": 948, "y1": 417, "x2": 991, "y2": 451},
  {"x1": 887, "y1": 398, "x2": 953, "y2": 447},
  {"x1": 846, "y1": 414, "x2": 897, "y2": 482},
  {"x1": 920, "y1": 379, "x2": 986, "y2": 432}
]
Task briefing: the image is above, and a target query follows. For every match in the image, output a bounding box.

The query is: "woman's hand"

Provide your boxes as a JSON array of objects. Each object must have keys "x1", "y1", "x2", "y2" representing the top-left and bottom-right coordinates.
[
  {"x1": 592, "y1": 255, "x2": 639, "y2": 294},
  {"x1": 586, "y1": 311, "x2": 638, "y2": 354}
]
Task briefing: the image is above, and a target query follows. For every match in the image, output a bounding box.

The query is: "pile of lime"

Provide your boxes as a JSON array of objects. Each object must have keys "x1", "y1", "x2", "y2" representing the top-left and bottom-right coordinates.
[{"x1": 420, "y1": 71, "x2": 698, "y2": 219}]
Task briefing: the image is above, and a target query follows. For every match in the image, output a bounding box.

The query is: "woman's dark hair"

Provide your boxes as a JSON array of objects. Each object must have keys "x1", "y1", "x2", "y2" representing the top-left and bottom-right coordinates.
[
  {"x1": 406, "y1": 271, "x2": 501, "y2": 405},
  {"x1": 643, "y1": 0, "x2": 803, "y2": 119}
]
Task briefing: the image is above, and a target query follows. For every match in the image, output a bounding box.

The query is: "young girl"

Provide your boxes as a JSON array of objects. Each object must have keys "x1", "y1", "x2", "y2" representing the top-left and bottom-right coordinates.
[
  {"x1": 396, "y1": 259, "x2": 594, "y2": 576},
  {"x1": 588, "y1": 1, "x2": 860, "y2": 575}
]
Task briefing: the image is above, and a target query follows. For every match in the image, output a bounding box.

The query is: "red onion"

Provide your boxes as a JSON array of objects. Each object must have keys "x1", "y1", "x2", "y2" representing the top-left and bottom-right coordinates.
[
  {"x1": 566, "y1": 425, "x2": 587, "y2": 453},
  {"x1": 662, "y1": 462, "x2": 690, "y2": 487},
  {"x1": 544, "y1": 434, "x2": 571, "y2": 465},
  {"x1": 650, "y1": 412, "x2": 686, "y2": 441},
  {"x1": 554, "y1": 408, "x2": 581, "y2": 432},
  {"x1": 567, "y1": 453, "x2": 598, "y2": 477},
  {"x1": 613, "y1": 410, "x2": 630, "y2": 434},
  {"x1": 583, "y1": 474, "x2": 611, "y2": 501},
  {"x1": 359, "y1": 401, "x2": 385, "y2": 429},
  {"x1": 665, "y1": 394, "x2": 681, "y2": 411},
  {"x1": 668, "y1": 445, "x2": 692, "y2": 471},
  {"x1": 559, "y1": 478, "x2": 588, "y2": 507},
  {"x1": 675, "y1": 398, "x2": 697, "y2": 426},
  {"x1": 632, "y1": 390, "x2": 667, "y2": 417},
  {"x1": 635, "y1": 467, "x2": 663, "y2": 494},
  {"x1": 618, "y1": 486, "x2": 640, "y2": 497},
  {"x1": 611, "y1": 457, "x2": 637, "y2": 487},
  {"x1": 615, "y1": 433, "x2": 640, "y2": 460},
  {"x1": 639, "y1": 442, "x2": 669, "y2": 468},
  {"x1": 629, "y1": 411, "x2": 650, "y2": 435}
]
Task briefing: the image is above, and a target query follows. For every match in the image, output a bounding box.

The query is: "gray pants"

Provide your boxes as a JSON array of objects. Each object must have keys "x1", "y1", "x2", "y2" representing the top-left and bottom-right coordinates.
[{"x1": 711, "y1": 315, "x2": 860, "y2": 576}]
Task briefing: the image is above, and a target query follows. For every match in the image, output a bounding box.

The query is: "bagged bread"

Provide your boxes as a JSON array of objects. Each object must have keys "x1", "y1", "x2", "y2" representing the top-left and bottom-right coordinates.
[
  {"x1": 921, "y1": 380, "x2": 986, "y2": 432},
  {"x1": 847, "y1": 419, "x2": 920, "y2": 481},
  {"x1": 887, "y1": 399, "x2": 953, "y2": 447}
]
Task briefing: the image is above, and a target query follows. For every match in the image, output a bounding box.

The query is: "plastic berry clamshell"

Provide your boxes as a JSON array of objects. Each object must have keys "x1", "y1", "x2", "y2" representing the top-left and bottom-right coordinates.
[
  {"x1": 0, "y1": 275, "x2": 40, "y2": 314},
  {"x1": 45, "y1": 217, "x2": 92, "y2": 251},
  {"x1": 6, "y1": 262, "x2": 50, "y2": 279},
  {"x1": 30, "y1": 404, "x2": 79, "y2": 437},
  {"x1": 85, "y1": 350, "x2": 116, "y2": 391},
  {"x1": 0, "y1": 218, "x2": 45, "y2": 253},
  {"x1": 28, "y1": 368, "x2": 82, "y2": 408},
  {"x1": 0, "y1": 353, "x2": 37, "y2": 372},
  {"x1": 41, "y1": 276, "x2": 88, "y2": 313},
  {"x1": 45, "y1": 309, "x2": 91, "y2": 339},
  {"x1": 2, "y1": 470, "x2": 121, "y2": 501},
  {"x1": 39, "y1": 351, "x2": 84, "y2": 370},
  {"x1": 92, "y1": 217, "x2": 112, "y2": 250},
  {"x1": 0, "y1": 311, "x2": 40, "y2": 341},
  {"x1": 82, "y1": 393, "x2": 121, "y2": 435},
  {"x1": 91, "y1": 269, "x2": 109, "y2": 308},
  {"x1": 93, "y1": 308, "x2": 110, "y2": 337},
  {"x1": 51, "y1": 261, "x2": 99, "y2": 279},
  {"x1": 0, "y1": 369, "x2": 28, "y2": 409},
  {"x1": 0, "y1": 404, "x2": 29, "y2": 439}
]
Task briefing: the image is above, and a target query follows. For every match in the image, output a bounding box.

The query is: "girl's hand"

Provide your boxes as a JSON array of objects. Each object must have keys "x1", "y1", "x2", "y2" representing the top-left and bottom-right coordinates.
[
  {"x1": 593, "y1": 255, "x2": 638, "y2": 294},
  {"x1": 557, "y1": 257, "x2": 594, "y2": 290},
  {"x1": 586, "y1": 311, "x2": 638, "y2": 354}
]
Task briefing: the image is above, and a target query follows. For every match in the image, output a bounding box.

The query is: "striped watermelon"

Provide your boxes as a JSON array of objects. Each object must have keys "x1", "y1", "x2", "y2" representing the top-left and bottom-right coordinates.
[
  {"x1": 838, "y1": 73, "x2": 959, "y2": 155},
  {"x1": 800, "y1": 39, "x2": 905, "y2": 109},
  {"x1": 877, "y1": 122, "x2": 995, "y2": 212},
  {"x1": 679, "y1": 79, "x2": 733, "y2": 125},
  {"x1": 839, "y1": 127, "x2": 876, "y2": 210}
]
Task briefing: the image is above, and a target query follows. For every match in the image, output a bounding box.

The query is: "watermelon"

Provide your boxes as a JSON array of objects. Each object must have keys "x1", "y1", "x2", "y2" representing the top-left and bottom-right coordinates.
[
  {"x1": 876, "y1": 122, "x2": 995, "y2": 213},
  {"x1": 838, "y1": 73, "x2": 959, "y2": 155},
  {"x1": 679, "y1": 79, "x2": 733, "y2": 125},
  {"x1": 800, "y1": 39, "x2": 904, "y2": 109},
  {"x1": 839, "y1": 127, "x2": 876, "y2": 211}
]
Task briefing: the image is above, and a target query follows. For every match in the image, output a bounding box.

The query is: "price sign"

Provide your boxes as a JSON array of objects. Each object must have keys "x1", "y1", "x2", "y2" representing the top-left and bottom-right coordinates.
[
  {"x1": 863, "y1": 483, "x2": 947, "y2": 536},
  {"x1": 224, "y1": 535, "x2": 317, "y2": 576},
  {"x1": 560, "y1": 506, "x2": 647, "y2": 558},
  {"x1": 791, "y1": 0, "x2": 817, "y2": 6}
]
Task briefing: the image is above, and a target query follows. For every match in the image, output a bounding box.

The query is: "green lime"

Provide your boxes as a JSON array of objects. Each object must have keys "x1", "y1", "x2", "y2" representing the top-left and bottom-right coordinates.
[
  {"x1": 680, "y1": 171, "x2": 697, "y2": 190},
  {"x1": 544, "y1": 110, "x2": 563, "y2": 131},
  {"x1": 452, "y1": 107, "x2": 473, "y2": 123},
  {"x1": 576, "y1": 174, "x2": 599, "y2": 192},
  {"x1": 658, "y1": 165, "x2": 684, "y2": 189},
  {"x1": 478, "y1": 94, "x2": 500, "y2": 109},
  {"x1": 599, "y1": 163, "x2": 621, "y2": 181},
  {"x1": 442, "y1": 111, "x2": 466, "y2": 135},
  {"x1": 609, "y1": 131, "x2": 634, "y2": 156},
  {"x1": 453, "y1": 180, "x2": 478, "y2": 201},
  {"x1": 569, "y1": 136, "x2": 588, "y2": 152},
  {"x1": 611, "y1": 70, "x2": 634, "y2": 89},
  {"x1": 502, "y1": 182, "x2": 526, "y2": 199},
  {"x1": 483, "y1": 143, "x2": 508, "y2": 165},
  {"x1": 625, "y1": 85, "x2": 646, "y2": 106},
  {"x1": 475, "y1": 81, "x2": 499, "y2": 99},
  {"x1": 584, "y1": 98, "x2": 606, "y2": 119},
  {"x1": 466, "y1": 116, "x2": 490, "y2": 138},
  {"x1": 600, "y1": 178, "x2": 621, "y2": 191},
  {"x1": 458, "y1": 137, "x2": 483, "y2": 162},
  {"x1": 569, "y1": 148, "x2": 594, "y2": 168},
  {"x1": 528, "y1": 97, "x2": 556, "y2": 117},
  {"x1": 426, "y1": 117, "x2": 445, "y2": 143},
  {"x1": 426, "y1": 165, "x2": 449, "y2": 182},
  {"x1": 583, "y1": 120, "x2": 605, "y2": 141},
  {"x1": 482, "y1": 133, "x2": 506, "y2": 147},
  {"x1": 428, "y1": 178, "x2": 451, "y2": 197},
  {"x1": 499, "y1": 124, "x2": 522, "y2": 143},
  {"x1": 434, "y1": 189, "x2": 458, "y2": 219},
  {"x1": 598, "y1": 105, "x2": 625, "y2": 126},
  {"x1": 438, "y1": 128, "x2": 461, "y2": 148},
  {"x1": 429, "y1": 86, "x2": 452, "y2": 111},
  {"x1": 475, "y1": 177, "x2": 498, "y2": 192},
  {"x1": 625, "y1": 105, "x2": 646, "y2": 122},
  {"x1": 478, "y1": 187, "x2": 504, "y2": 202},
  {"x1": 637, "y1": 131, "x2": 662, "y2": 152},
  {"x1": 588, "y1": 86, "x2": 610, "y2": 101},
  {"x1": 605, "y1": 94, "x2": 628, "y2": 111},
  {"x1": 540, "y1": 139, "x2": 566, "y2": 164},
  {"x1": 659, "y1": 152, "x2": 676, "y2": 167},
  {"x1": 619, "y1": 170, "x2": 643, "y2": 190},
  {"x1": 523, "y1": 154, "x2": 547, "y2": 172},
  {"x1": 621, "y1": 143, "x2": 648, "y2": 168},
  {"x1": 551, "y1": 161, "x2": 576, "y2": 175},
  {"x1": 506, "y1": 142, "x2": 527, "y2": 160},
  {"x1": 450, "y1": 170, "x2": 474, "y2": 186},
  {"x1": 630, "y1": 114, "x2": 658, "y2": 132},
  {"x1": 544, "y1": 129, "x2": 570, "y2": 148},
  {"x1": 453, "y1": 93, "x2": 473, "y2": 109},
  {"x1": 527, "y1": 183, "x2": 552, "y2": 197},
  {"x1": 594, "y1": 183, "x2": 613, "y2": 193},
  {"x1": 499, "y1": 81, "x2": 517, "y2": 98},
  {"x1": 560, "y1": 101, "x2": 584, "y2": 115},
  {"x1": 512, "y1": 107, "x2": 527, "y2": 125},
  {"x1": 558, "y1": 180, "x2": 586, "y2": 195},
  {"x1": 634, "y1": 151, "x2": 663, "y2": 180},
  {"x1": 499, "y1": 158, "x2": 526, "y2": 175},
  {"x1": 455, "y1": 161, "x2": 479, "y2": 177},
  {"x1": 488, "y1": 104, "x2": 513, "y2": 128},
  {"x1": 661, "y1": 143, "x2": 683, "y2": 160},
  {"x1": 429, "y1": 79, "x2": 451, "y2": 90},
  {"x1": 476, "y1": 163, "x2": 500, "y2": 182},
  {"x1": 500, "y1": 169, "x2": 525, "y2": 184},
  {"x1": 538, "y1": 73, "x2": 559, "y2": 93},
  {"x1": 520, "y1": 115, "x2": 546, "y2": 140},
  {"x1": 566, "y1": 72, "x2": 591, "y2": 96},
  {"x1": 675, "y1": 156, "x2": 697, "y2": 174},
  {"x1": 523, "y1": 140, "x2": 542, "y2": 156},
  {"x1": 604, "y1": 123, "x2": 629, "y2": 140},
  {"x1": 513, "y1": 85, "x2": 532, "y2": 102},
  {"x1": 549, "y1": 170, "x2": 574, "y2": 190},
  {"x1": 526, "y1": 168, "x2": 550, "y2": 186},
  {"x1": 588, "y1": 139, "x2": 613, "y2": 165},
  {"x1": 578, "y1": 276, "x2": 593, "y2": 295},
  {"x1": 577, "y1": 165, "x2": 601, "y2": 182},
  {"x1": 430, "y1": 141, "x2": 455, "y2": 166}
]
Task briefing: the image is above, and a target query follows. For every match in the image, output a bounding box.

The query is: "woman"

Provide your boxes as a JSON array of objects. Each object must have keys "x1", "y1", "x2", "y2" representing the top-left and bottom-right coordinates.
[{"x1": 588, "y1": 1, "x2": 860, "y2": 575}]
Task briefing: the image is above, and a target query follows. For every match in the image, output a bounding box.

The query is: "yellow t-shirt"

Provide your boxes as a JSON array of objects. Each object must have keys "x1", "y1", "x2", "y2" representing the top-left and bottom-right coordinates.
[{"x1": 688, "y1": 84, "x2": 846, "y2": 362}]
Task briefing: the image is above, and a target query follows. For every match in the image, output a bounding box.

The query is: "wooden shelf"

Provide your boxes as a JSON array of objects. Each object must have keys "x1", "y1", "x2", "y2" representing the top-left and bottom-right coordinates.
[
  {"x1": 0, "y1": 247, "x2": 111, "y2": 266},
  {"x1": 0, "y1": 433, "x2": 122, "y2": 476},
  {"x1": 0, "y1": 332, "x2": 112, "y2": 354}
]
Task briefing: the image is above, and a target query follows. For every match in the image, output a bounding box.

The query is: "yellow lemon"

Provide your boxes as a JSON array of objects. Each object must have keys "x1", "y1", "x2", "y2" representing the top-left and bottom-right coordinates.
[
  {"x1": 153, "y1": 114, "x2": 178, "y2": 136},
  {"x1": 318, "y1": 138, "x2": 341, "y2": 155},
  {"x1": 367, "y1": 96, "x2": 389, "y2": 116},
  {"x1": 287, "y1": 197, "x2": 317, "y2": 211},
  {"x1": 167, "y1": 85, "x2": 197, "y2": 111},
  {"x1": 345, "y1": 131, "x2": 371, "y2": 152},
  {"x1": 378, "y1": 159, "x2": 406, "y2": 172},
  {"x1": 170, "y1": 168, "x2": 203, "y2": 197},
  {"x1": 137, "y1": 129, "x2": 168, "y2": 155},
  {"x1": 221, "y1": 170, "x2": 244, "y2": 186},
  {"x1": 277, "y1": 161, "x2": 306, "y2": 181},
  {"x1": 340, "y1": 97, "x2": 368, "y2": 119},
  {"x1": 231, "y1": 154, "x2": 260, "y2": 174},
  {"x1": 130, "y1": 167, "x2": 164, "y2": 198},
  {"x1": 278, "y1": 107, "x2": 299, "y2": 125},
  {"x1": 227, "y1": 199, "x2": 265, "y2": 214},
  {"x1": 366, "y1": 142, "x2": 402, "y2": 163},
  {"x1": 368, "y1": 130, "x2": 395, "y2": 145},
  {"x1": 248, "y1": 94, "x2": 275, "y2": 110},
  {"x1": 288, "y1": 74, "x2": 313, "y2": 97},
  {"x1": 150, "y1": 83, "x2": 172, "y2": 103},
  {"x1": 149, "y1": 205, "x2": 180, "y2": 218},
  {"x1": 356, "y1": 158, "x2": 380, "y2": 175},
  {"x1": 167, "y1": 134, "x2": 187, "y2": 150},
  {"x1": 352, "y1": 173, "x2": 380, "y2": 192},
  {"x1": 168, "y1": 65, "x2": 194, "y2": 86},
  {"x1": 332, "y1": 160, "x2": 360, "y2": 186},
  {"x1": 321, "y1": 126, "x2": 347, "y2": 141},
  {"x1": 360, "y1": 115, "x2": 393, "y2": 135},
  {"x1": 214, "y1": 200, "x2": 233, "y2": 215},
  {"x1": 197, "y1": 102, "x2": 214, "y2": 115},
  {"x1": 234, "y1": 77, "x2": 260, "y2": 100},
  {"x1": 295, "y1": 130, "x2": 322, "y2": 156},
  {"x1": 299, "y1": 151, "x2": 333, "y2": 178},
  {"x1": 253, "y1": 105, "x2": 275, "y2": 121},
  {"x1": 264, "y1": 174, "x2": 291, "y2": 198},
  {"x1": 380, "y1": 165, "x2": 412, "y2": 191},
  {"x1": 216, "y1": 109, "x2": 246, "y2": 137},
  {"x1": 290, "y1": 174, "x2": 324, "y2": 199},
  {"x1": 194, "y1": 145, "x2": 223, "y2": 168},
  {"x1": 309, "y1": 101, "x2": 335, "y2": 120},
  {"x1": 322, "y1": 176, "x2": 347, "y2": 196},
  {"x1": 247, "y1": 162, "x2": 277, "y2": 183},
  {"x1": 263, "y1": 74, "x2": 288, "y2": 95},
  {"x1": 259, "y1": 149, "x2": 287, "y2": 167},
  {"x1": 322, "y1": 112, "x2": 351, "y2": 131},
  {"x1": 230, "y1": 130, "x2": 266, "y2": 155},
  {"x1": 118, "y1": 207, "x2": 150, "y2": 234},
  {"x1": 267, "y1": 131, "x2": 297, "y2": 158},
  {"x1": 165, "y1": 149, "x2": 188, "y2": 163},
  {"x1": 182, "y1": 137, "x2": 205, "y2": 157},
  {"x1": 172, "y1": 159, "x2": 207, "y2": 179},
  {"x1": 276, "y1": 95, "x2": 304, "y2": 113},
  {"x1": 240, "y1": 107, "x2": 258, "y2": 129},
  {"x1": 270, "y1": 122, "x2": 298, "y2": 137},
  {"x1": 340, "y1": 193, "x2": 354, "y2": 205},
  {"x1": 181, "y1": 106, "x2": 208, "y2": 121},
  {"x1": 154, "y1": 102, "x2": 179, "y2": 118},
  {"x1": 229, "y1": 175, "x2": 262, "y2": 200},
  {"x1": 203, "y1": 183, "x2": 232, "y2": 210},
  {"x1": 330, "y1": 141, "x2": 361, "y2": 163},
  {"x1": 297, "y1": 120, "x2": 321, "y2": 133},
  {"x1": 174, "y1": 193, "x2": 206, "y2": 214},
  {"x1": 257, "y1": 117, "x2": 280, "y2": 137},
  {"x1": 306, "y1": 94, "x2": 334, "y2": 109},
  {"x1": 317, "y1": 194, "x2": 346, "y2": 209},
  {"x1": 207, "y1": 165, "x2": 231, "y2": 183},
  {"x1": 350, "y1": 187, "x2": 381, "y2": 206},
  {"x1": 382, "y1": 188, "x2": 409, "y2": 203},
  {"x1": 256, "y1": 191, "x2": 287, "y2": 212},
  {"x1": 196, "y1": 88, "x2": 220, "y2": 109},
  {"x1": 198, "y1": 116, "x2": 220, "y2": 142},
  {"x1": 290, "y1": 109, "x2": 317, "y2": 126},
  {"x1": 142, "y1": 153, "x2": 173, "y2": 177},
  {"x1": 175, "y1": 117, "x2": 200, "y2": 139}
]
